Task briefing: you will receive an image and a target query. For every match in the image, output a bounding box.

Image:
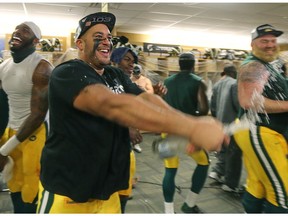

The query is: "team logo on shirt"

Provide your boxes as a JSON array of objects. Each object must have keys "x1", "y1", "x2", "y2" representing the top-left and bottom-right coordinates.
[{"x1": 29, "y1": 135, "x2": 37, "y2": 141}]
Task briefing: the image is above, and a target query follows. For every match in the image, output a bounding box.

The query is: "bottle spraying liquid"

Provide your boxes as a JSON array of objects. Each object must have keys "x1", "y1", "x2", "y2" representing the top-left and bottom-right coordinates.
[
  {"x1": 152, "y1": 117, "x2": 251, "y2": 159},
  {"x1": 152, "y1": 133, "x2": 189, "y2": 159}
]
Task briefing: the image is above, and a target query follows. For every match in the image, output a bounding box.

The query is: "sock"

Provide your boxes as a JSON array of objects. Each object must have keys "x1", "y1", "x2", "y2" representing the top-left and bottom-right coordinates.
[
  {"x1": 191, "y1": 164, "x2": 209, "y2": 193},
  {"x1": 162, "y1": 168, "x2": 177, "y2": 202},
  {"x1": 164, "y1": 202, "x2": 174, "y2": 214},
  {"x1": 185, "y1": 191, "x2": 198, "y2": 207},
  {"x1": 119, "y1": 196, "x2": 129, "y2": 213}
]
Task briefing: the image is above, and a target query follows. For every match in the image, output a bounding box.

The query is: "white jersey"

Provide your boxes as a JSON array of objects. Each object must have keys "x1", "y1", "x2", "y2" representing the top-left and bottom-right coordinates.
[{"x1": 0, "y1": 52, "x2": 43, "y2": 130}]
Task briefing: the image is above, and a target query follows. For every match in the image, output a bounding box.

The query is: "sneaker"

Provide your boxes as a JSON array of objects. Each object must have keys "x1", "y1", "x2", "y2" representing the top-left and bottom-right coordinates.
[
  {"x1": 208, "y1": 171, "x2": 223, "y2": 183},
  {"x1": 221, "y1": 184, "x2": 245, "y2": 194},
  {"x1": 181, "y1": 203, "x2": 204, "y2": 213},
  {"x1": 133, "y1": 144, "x2": 142, "y2": 153}
]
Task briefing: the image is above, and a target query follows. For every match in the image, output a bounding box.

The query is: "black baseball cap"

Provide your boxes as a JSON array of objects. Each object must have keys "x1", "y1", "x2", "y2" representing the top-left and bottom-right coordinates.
[
  {"x1": 179, "y1": 52, "x2": 195, "y2": 61},
  {"x1": 75, "y1": 12, "x2": 116, "y2": 40},
  {"x1": 251, "y1": 24, "x2": 283, "y2": 41}
]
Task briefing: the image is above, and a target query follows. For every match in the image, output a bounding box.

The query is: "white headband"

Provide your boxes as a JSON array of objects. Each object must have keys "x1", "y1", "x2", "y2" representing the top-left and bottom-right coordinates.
[{"x1": 23, "y1": 21, "x2": 41, "y2": 39}]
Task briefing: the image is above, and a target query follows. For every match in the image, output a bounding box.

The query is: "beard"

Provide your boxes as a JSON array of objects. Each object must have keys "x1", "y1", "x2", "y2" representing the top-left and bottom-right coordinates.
[
  {"x1": 10, "y1": 37, "x2": 35, "y2": 52},
  {"x1": 83, "y1": 39, "x2": 112, "y2": 69},
  {"x1": 252, "y1": 45, "x2": 280, "y2": 63}
]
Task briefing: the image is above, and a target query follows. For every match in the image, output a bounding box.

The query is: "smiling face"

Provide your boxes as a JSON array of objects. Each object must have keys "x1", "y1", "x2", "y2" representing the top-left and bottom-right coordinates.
[
  {"x1": 76, "y1": 23, "x2": 113, "y2": 70},
  {"x1": 9, "y1": 23, "x2": 37, "y2": 52},
  {"x1": 251, "y1": 34, "x2": 280, "y2": 62}
]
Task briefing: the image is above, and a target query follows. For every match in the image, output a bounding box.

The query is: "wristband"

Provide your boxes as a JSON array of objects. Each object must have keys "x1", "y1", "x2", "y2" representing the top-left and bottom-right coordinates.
[{"x1": 0, "y1": 135, "x2": 21, "y2": 156}]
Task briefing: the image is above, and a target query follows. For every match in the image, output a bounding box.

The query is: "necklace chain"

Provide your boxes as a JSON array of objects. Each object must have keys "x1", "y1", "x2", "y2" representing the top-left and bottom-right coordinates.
[
  {"x1": 87, "y1": 62, "x2": 104, "y2": 75},
  {"x1": 83, "y1": 60, "x2": 118, "y2": 92}
]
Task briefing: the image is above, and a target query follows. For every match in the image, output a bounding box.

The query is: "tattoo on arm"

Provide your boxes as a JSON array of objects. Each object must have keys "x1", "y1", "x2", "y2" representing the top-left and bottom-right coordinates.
[
  {"x1": 16, "y1": 60, "x2": 52, "y2": 141},
  {"x1": 238, "y1": 61, "x2": 269, "y2": 83}
]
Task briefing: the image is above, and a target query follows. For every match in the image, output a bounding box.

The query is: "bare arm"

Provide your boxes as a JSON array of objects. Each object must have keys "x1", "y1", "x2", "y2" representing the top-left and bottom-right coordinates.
[
  {"x1": 16, "y1": 60, "x2": 53, "y2": 141},
  {"x1": 263, "y1": 97, "x2": 288, "y2": 113},
  {"x1": 197, "y1": 80, "x2": 209, "y2": 115},
  {"x1": 238, "y1": 61, "x2": 288, "y2": 113},
  {"x1": 73, "y1": 84, "x2": 226, "y2": 151},
  {"x1": 237, "y1": 61, "x2": 269, "y2": 110},
  {"x1": 137, "y1": 91, "x2": 173, "y2": 110},
  {"x1": 145, "y1": 77, "x2": 154, "y2": 94}
]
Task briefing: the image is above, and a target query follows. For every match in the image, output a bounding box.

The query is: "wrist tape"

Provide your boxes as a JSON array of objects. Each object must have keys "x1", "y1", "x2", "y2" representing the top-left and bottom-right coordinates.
[{"x1": 0, "y1": 135, "x2": 21, "y2": 156}]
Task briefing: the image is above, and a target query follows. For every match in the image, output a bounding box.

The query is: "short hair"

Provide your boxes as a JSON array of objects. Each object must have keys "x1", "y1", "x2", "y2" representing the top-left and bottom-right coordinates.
[{"x1": 223, "y1": 64, "x2": 237, "y2": 78}]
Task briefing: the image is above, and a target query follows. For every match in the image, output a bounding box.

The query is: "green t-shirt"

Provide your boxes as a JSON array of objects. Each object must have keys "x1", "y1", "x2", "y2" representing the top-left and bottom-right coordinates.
[{"x1": 164, "y1": 70, "x2": 202, "y2": 116}]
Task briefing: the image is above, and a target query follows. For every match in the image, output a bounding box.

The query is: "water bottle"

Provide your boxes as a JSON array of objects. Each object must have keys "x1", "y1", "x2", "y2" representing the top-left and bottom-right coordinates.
[
  {"x1": 152, "y1": 133, "x2": 189, "y2": 159},
  {"x1": 152, "y1": 117, "x2": 252, "y2": 159}
]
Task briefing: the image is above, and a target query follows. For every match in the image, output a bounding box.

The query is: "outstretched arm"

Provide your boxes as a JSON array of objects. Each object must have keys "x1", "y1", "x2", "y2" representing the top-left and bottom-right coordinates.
[{"x1": 74, "y1": 84, "x2": 226, "y2": 152}]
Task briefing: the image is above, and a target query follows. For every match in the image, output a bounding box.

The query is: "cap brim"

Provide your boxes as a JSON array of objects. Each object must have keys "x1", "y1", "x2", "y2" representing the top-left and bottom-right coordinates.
[
  {"x1": 264, "y1": 30, "x2": 284, "y2": 37},
  {"x1": 253, "y1": 30, "x2": 283, "y2": 40}
]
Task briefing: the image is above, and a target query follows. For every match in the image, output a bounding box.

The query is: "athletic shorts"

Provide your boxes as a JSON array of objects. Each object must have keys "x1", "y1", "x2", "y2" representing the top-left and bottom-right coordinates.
[
  {"x1": 0, "y1": 123, "x2": 47, "y2": 203},
  {"x1": 37, "y1": 182, "x2": 121, "y2": 213},
  {"x1": 233, "y1": 125, "x2": 288, "y2": 209},
  {"x1": 164, "y1": 149, "x2": 209, "y2": 168},
  {"x1": 118, "y1": 150, "x2": 136, "y2": 196}
]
